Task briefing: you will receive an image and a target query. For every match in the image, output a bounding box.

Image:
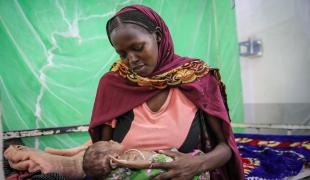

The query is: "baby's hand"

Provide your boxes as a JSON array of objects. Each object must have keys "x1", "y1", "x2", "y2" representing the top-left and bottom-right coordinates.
[{"x1": 109, "y1": 155, "x2": 152, "y2": 169}]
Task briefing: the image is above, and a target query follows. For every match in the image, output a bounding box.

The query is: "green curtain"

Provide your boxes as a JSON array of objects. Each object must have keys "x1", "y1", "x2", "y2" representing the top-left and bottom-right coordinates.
[{"x1": 0, "y1": 0, "x2": 243, "y2": 149}]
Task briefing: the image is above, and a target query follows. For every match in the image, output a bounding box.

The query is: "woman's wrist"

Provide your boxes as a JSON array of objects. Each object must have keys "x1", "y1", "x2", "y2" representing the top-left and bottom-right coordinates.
[
  {"x1": 198, "y1": 153, "x2": 214, "y2": 172},
  {"x1": 191, "y1": 155, "x2": 207, "y2": 174},
  {"x1": 199, "y1": 143, "x2": 232, "y2": 172}
]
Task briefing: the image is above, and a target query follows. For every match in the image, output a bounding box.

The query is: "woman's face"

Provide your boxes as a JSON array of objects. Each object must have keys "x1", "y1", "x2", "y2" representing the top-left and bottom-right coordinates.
[{"x1": 110, "y1": 23, "x2": 160, "y2": 77}]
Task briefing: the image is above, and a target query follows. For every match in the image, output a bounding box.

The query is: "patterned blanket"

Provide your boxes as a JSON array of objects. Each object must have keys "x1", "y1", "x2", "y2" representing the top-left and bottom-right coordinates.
[
  {"x1": 4, "y1": 134, "x2": 310, "y2": 180},
  {"x1": 235, "y1": 133, "x2": 310, "y2": 179}
]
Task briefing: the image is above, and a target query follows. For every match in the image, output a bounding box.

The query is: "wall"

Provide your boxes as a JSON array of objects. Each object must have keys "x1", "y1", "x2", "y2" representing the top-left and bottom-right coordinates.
[{"x1": 235, "y1": 0, "x2": 310, "y2": 134}]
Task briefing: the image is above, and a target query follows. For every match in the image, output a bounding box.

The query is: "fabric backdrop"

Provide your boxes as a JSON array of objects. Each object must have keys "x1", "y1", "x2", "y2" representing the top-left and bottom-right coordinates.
[{"x1": 0, "y1": 0, "x2": 243, "y2": 149}]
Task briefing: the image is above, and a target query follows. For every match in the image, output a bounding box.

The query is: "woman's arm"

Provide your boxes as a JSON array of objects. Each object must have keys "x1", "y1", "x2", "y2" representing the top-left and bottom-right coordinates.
[
  {"x1": 151, "y1": 115, "x2": 232, "y2": 180},
  {"x1": 199, "y1": 115, "x2": 232, "y2": 170}
]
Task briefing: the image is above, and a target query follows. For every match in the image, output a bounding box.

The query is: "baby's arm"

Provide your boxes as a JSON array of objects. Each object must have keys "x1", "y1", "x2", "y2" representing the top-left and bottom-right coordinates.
[
  {"x1": 110, "y1": 155, "x2": 152, "y2": 169},
  {"x1": 109, "y1": 149, "x2": 174, "y2": 169},
  {"x1": 45, "y1": 140, "x2": 92, "y2": 156}
]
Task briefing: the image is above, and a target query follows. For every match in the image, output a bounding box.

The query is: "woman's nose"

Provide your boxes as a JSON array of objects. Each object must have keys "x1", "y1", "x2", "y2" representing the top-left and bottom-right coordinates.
[{"x1": 127, "y1": 52, "x2": 138, "y2": 63}]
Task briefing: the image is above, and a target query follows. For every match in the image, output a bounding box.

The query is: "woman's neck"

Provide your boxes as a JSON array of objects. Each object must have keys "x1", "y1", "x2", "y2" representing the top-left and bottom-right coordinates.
[{"x1": 146, "y1": 89, "x2": 170, "y2": 112}]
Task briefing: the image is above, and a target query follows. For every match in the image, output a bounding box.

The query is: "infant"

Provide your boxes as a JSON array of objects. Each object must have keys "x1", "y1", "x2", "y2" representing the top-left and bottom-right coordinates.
[{"x1": 82, "y1": 140, "x2": 210, "y2": 180}]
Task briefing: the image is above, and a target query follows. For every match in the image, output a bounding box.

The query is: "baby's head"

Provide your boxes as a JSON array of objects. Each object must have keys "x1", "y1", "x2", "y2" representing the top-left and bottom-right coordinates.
[{"x1": 82, "y1": 140, "x2": 124, "y2": 180}]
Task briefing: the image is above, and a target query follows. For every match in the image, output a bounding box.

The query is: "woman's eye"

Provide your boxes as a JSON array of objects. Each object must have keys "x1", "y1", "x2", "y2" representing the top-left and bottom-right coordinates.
[{"x1": 132, "y1": 44, "x2": 143, "y2": 51}]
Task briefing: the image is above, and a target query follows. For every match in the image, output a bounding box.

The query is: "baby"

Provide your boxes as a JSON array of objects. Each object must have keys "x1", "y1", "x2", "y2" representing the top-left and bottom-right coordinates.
[
  {"x1": 4, "y1": 141, "x2": 209, "y2": 180},
  {"x1": 82, "y1": 141, "x2": 210, "y2": 180}
]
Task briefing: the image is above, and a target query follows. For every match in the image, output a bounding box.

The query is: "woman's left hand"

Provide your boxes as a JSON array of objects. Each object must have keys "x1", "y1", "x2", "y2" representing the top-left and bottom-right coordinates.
[{"x1": 150, "y1": 150, "x2": 205, "y2": 180}]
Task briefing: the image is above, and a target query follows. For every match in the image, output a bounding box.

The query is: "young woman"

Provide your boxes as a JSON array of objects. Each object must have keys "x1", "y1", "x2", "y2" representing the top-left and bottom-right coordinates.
[{"x1": 86, "y1": 4, "x2": 244, "y2": 180}]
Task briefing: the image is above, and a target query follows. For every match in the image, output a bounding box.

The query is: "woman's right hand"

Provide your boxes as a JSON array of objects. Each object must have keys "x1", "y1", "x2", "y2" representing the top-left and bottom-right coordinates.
[{"x1": 44, "y1": 140, "x2": 92, "y2": 157}]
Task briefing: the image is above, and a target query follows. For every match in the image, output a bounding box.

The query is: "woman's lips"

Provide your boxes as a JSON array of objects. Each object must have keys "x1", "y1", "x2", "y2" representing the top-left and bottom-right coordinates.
[{"x1": 132, "y1": 65, "x2": 145, "y2": 73}]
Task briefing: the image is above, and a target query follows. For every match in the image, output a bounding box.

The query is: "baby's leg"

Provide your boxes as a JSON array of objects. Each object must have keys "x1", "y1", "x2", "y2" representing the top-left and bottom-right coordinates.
[
  {"x1": 4, "y1": 145, "x2": 37, "y2": 162},
  {"x1": 25, "y1": 149, "x2": 85, "y2": 180},
  {"x1": 4, "y1": 145, "x2": 85, "y2": 180},
  {"x1": 9, "y1": 159, "x2": 40, "y2": 172}
]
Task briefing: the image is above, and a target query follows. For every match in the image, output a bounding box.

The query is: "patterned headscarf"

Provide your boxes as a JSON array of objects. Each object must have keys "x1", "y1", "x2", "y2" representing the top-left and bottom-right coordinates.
[{"x1": 89, "y1": 5, "x2": 244, "y2": 179}]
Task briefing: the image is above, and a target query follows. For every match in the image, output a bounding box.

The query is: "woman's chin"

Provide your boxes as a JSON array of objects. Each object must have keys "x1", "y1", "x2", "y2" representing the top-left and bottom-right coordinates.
[{"x1": 135, "y1": 68, "x2": 149, "y2": 77}]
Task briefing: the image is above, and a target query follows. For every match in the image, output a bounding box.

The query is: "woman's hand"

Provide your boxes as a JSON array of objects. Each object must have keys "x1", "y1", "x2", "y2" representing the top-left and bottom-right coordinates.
[
  {"x1": 44, "y1": 140, "x2": 92, "y2": 157},
  {"x1": 151, "y1": 150, "x2": 205, "y2": 180}
]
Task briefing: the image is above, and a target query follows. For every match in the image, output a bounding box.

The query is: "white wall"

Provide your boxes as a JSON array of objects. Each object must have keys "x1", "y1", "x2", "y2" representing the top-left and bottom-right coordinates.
[{"x1": 235, "y1": 0, "x2": 310, "y2": 134}]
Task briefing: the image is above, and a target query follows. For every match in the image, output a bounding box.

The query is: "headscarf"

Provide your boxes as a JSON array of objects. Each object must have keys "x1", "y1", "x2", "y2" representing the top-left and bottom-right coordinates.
[{"x1": 89, "y1": 4, "x2": 244, "y2": 179}]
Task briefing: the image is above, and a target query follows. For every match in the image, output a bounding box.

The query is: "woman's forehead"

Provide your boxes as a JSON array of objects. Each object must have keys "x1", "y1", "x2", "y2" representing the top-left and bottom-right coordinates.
[{"x1": 110, "y1": 23, "x2": 152, "y2": 47}]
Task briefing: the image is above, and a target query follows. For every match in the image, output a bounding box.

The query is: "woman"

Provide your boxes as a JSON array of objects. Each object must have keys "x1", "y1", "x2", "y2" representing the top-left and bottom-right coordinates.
[{"x1": 49, "y1": 4, "x2": 243, "y2": 180}]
